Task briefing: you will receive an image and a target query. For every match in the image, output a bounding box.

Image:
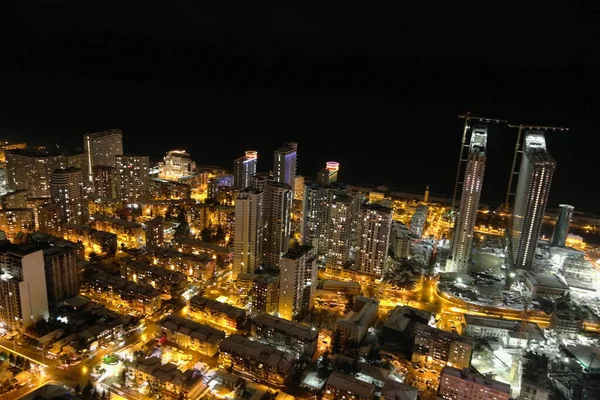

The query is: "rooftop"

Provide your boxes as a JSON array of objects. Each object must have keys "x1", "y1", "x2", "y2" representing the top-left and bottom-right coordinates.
[
  {"x1": 159, "y1": 315, "x2": 225, "y2": 345},
  {"x1": 89, "y1": 272, "x2": 158, "y2": 298},
  {"x1": 190, "y1": 296, "x2": 246, "y2": 318},
  {"x1": 220, "y1": 335, "x2": 295, "y2": 372},
  {"x1": 129, "y1": 356, "x2": 203, "y2": 390},
  {"x1": 381, "y1": 379, "x2": 418, "y2": 400},
  {"x1": 91, "y1": 214, "x2": 142, "y2": 229},
  {"x1": 252, "y1": 313, "x2": 318, "y2": 341},
  {"x1": 525, "y1": 272, "x2": 569, "y2": 290},
  {"x1": 384, "y1": 306, "x2": 432, "y2": 333},
  {"x1": 326, "y1": 371, "x2": 375, "y2": 398},
  {"x1": 282, "y1": 245, "x2": 314, "y2": 260},
  {"x1": 465, "y1": 315, "x2": 546, "y2": 341},
  {"x1": 441, "y1": 367, "x2": 510, "y2": 394}
]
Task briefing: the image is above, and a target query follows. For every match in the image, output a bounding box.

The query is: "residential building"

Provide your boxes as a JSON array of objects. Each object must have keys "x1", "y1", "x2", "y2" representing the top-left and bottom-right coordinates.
[
  {"x1": 252, "y1": 274, "x2": 279, "y2": 315},
  {"x1": 116, "y1": 155, "x2": 150, "y2": 203},
  {"x1": 321, "y1": 279, "x2": 362, "y2": 295},
  {"x1": 551, "y1": 204, "x2": 575, "y2": 248},
  {"x1": 0, "y1": 142, "x2": 26, "y2": 163},
  {"x1": 381, "y1": 379, "x2": 418, "y2": 400},
  {"x1": 410, "y1": 204, "x2": 428, "y2": 238},
  {"x1": 412, "y1": 323, "x2": 474, "y2": 370},
  {"x1": 512, "y1": 131, "x2": 556, "y2": 270},
  {"x1": 207, "y1": 174, "x2": 234, "y2": 201},
  {"x1": 127, "y1": 357, "x2": 205, "y2": 399},
  {"x1": 62, "y1": 224, "x2": 118, "y2": 256},
  {"x1": 90, "y1": 214, "x2": 145, "y2": 248},
  {"x1": 464, "y1": 315, "x2": 546, "y2": 348},
  {"x1": 219, "y1": 334, "x2": 295, "y2": 385},
  {"x1": 0, "y1": 208, "x2": 34, "y2": 240},
  {"x1": 86, "y1": 195, "x2": 125, "y2": 219},
  {"x1": 149, "y1": 247, "x2": 216, "y2": 281},
  {"x1": 65, "y1": 151, "x2": 89, "y2": 184},
  {"x1": 251, "y1": 313, "x2": 318, "y2": 356},
  {"x1": 92, "y1": 165, "x2": 117, "y2": 199},
  {"x1": 303, "y1": 183, "x2": 345, "y2": 255},
  {"x1": 0, "y1": 189, "x2": 29, "y2": 209},
  {"x1": 5, "y1": 148, "x2": 67, "y2": 197},
  {"x1": 0, "y1": 242, "x2": 49, "y2": 331},
  {"x1": 278, "y1": 245, "x2": 317, "y2": 321},
  {"x1": 149, "y1": 178, "x2": 191, "y2": 200},
  {"x1": 189, "y1": 296, "x2": 246, "y2": 330},
  {"x1": 233, "y1": 150, "x2": 258, "y2": 189},
  {"x1": 336, "y1": 296, "x2": 379, "y2": 352},
  {"x1": 449, "y1": 126, "x2": 487, "y2": 273},
  {"x1": 317, "y1": 161, "x2": 340, "y2": 186},
  {"x1": 145, "y1": 217, "x2": 165, "y2": 249},
  {"x1": 324, "y1": 371, "x2": 375, "y2": 400},
  {"x1": 43, "y1": 246, "x2": 80, "y2": 305},
  {"x1": 523, "y1": 272, "x2": 569, "y2": 300},
  {"x1": 158, "y1": 315, "x2": 225, "y2": 357},
  {"x1": 263, "y1": 181, "x2": 293, "y2": 268},
  {"x1": 37, "y1": 203, "x2": 62, "y2": 234},
  {"x1": 84, "y1": 271, "x2": 161, "y2": 314},
  {"x1": 158, "y1": 150, "x2": 197, "y2": 181},
  {"x1": 233, "y1": 189, "x2": 263, "y2": 279},
  {"x1": 391, "y1": 222, "x2": 412, "y2": 260},
  {"x1": 121, "y1": 259, "x2": 187, "y2": 297},
  {"x1": 273, "y1": 142, "x2": 297, "y2": 187},
  {"x1": 382, "y1": 305, "x2": 432, "y2": 345},
  {"x1": 294, "y1": 176, "x2": 305, "y2": 201},
  {"x1": 550, "y1": 307, "x2": 583, "y2": 338},
  {"x1": 50, "y1": 167, "x2": 88, "y2": 225},
  {"x1": 438, "y1": 367, "x2": 510, "y2": 400},
  {"x1": 355, "y1": 204, "x2": 392, "y2": 277},
  {"x1": 83, "y1": 129, "x2": 123, "y2": 181}
]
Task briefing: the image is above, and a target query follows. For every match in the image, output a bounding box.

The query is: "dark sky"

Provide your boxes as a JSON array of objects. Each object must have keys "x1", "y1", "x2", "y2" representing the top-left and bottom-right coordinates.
[{"x1": 1, "y1": 3, "x2": 599, "y2": 212}]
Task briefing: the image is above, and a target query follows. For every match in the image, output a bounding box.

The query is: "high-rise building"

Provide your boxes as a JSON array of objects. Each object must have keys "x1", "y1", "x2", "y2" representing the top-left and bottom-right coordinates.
[
  {"x1": 83, "y1": 129, "x2": 123, "y2": 181},
  {"x1": 50, "y1": 167, "x2": 88, "y2": 225},
  {"x1": 355, "y1": 204, "x2": 392, "y2": 277},
  {"x1": 43, "y1": 246, "x2": 79, "y2": 305},
  {"x1": 65, "y1": 151, "x2": 90, "y2": 184},
  {"x1": 273, "y1": 142, "x2": 297, "y2": 187},
  {"x1": 551, "y1": 204, "x2": 574, "y2": 248},
  {"x1": 233, "y1": 189, "x2": 263, "y2": 279},
  {"x1": 438, "y1": 367, "x2": 510, "y2": 400},
  {"x1": 449, "y1": 126, "x2": 487, "y2": 273},
  {"x1": 37, "y1": 203, "x2": 62, "y2": 234},
  {"x1": 0, "y1": 243, "x2": 49, "y2": 332},
  {"x1": 410, "y1": 204, "x2": 428, "y2": 238},
  {"x1": 158, "y1": 150, "x2": 197, "y2": 181},
  {"x1": 263, "y1": 181, "x2": 293, "y2": 268},
  {"x1": 278, "y1": 245, "x2": 316, "y2": 321},
  {"x1": 511, "y1": 132, "x2": 556, "y2": 270},
  {"x1": 294, "y1": 176, "x2": 305, "y2": 201},
  {"x1": 233, "y1": 151, "x2": 258, "y2": 190},
  {"x1": 5, "y1": 149, "x2": 67, "y2": 197},
  {"x1": 252, "y1": 274, "x2": 279, "y2": 315},
  {"x1": 145, "y1": 217, "x2": 165, "y2": 249},
  {"x1": 116, "y1": 155, "x2": 150, "y2": 203},
  {"x1": 302, "y1": 183, "x2": 343, "y2": 255},
  {"x1": 92, "y1": 165, "x2": 117, "y2": 199},
  {"x1": 317, "y1": 161, "x2": 340, "y2": 185},
  {"x1": 324, "y1": 194, "x2": 354, "y2": 270}
]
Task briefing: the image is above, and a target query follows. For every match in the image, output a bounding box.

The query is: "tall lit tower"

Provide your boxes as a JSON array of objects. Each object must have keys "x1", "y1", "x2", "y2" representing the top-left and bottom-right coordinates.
[
  {"x1": 83, "y1": 129, "x2": 123, "y2": 182},
  {"x1": 512, "y1": 131, "x2": 556, "y2": 270},
  {"x1": 233, "y1": 150, "x2": 258, "y2": 190},
  {"x1": 116, "y1": 155, "x2": 150, "y2": 203},
  {"x1": 355, "y1": 204, "x2": 392, "y2": 277},
  {"x1": 449, "y1": 126, "x2": 487, "y2": 272},
  {"x1": 233, "y1": 188, "x2": 263, "y2": 279},
  {"x1": 273, "y1": 142, "x2": 297, "y2": 186},
  {"x1": 551, "y1": 204, "x2": 574, "y2": 248},
  {"x1": 50, "y1": 167, "x2": 88, "y2": 225},
  {"x1": 324, "y1": 194, "x2": 354, "y2": 270},
  {"x1": 262, "y1": 181, "x2": 293, "y2": 268}
]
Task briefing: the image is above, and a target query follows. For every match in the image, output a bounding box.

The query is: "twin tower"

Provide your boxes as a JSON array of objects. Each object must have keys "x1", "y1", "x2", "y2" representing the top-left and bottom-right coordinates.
[{"x1": 448, "y1": 126, "x2": 556, "y2": 273}]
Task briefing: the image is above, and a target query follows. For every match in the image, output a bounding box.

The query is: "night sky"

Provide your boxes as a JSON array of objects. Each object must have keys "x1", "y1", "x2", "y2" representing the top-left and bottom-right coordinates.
[{"x1": 1, "y1": 3, "x2": 599, "y2": 212}]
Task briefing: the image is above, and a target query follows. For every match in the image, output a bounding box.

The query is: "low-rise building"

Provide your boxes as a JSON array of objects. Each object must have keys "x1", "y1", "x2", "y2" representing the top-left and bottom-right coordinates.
[
  {"x1": 158, "y1": 315, "x2": 225, "y2": 357},
  {"x1": 382, "y1": 306, "x2": 432, "y2": 345},
  {"x1": 87, "y1": 195, "x2": 124, "y2": 218},
  {"x1": 62, "y1": 224, "x2": 118, "y2": 256},
  {"x1": 464, "y1": 315, "x2": 545, "y2": 348},
  {"x1": 189, "y1": 296, "x2": 246, "y2": 330},
  {"x1": 523, "y1": 272, "x2": 570, "y2": 300},
  {"x1": 120, "y1": 259, "x2": 187, "y2": 297},
  {"x1": 335, "y1": 296, "x2": 379, "y2": 353},
  {"x1": 321, "y1": 279, "x2": 362, "y2": 295},
  {"x1": 127, "y1": 357, "x2": 205, "y2": 399},
  {"x1": 175, "y1": 237, "x2": 233, "y2": 268},
  {"x1": 324, "y1": 371, "x2": 375, "y2": 400},
  {"x1": 149, "y1": 248, "x2": 216, "y2": 281},
  {"x1": 251, "y1": 313, "x2": 318, "y2": 356},
  {"x1": 150, "y1": 178, "x2": 191, "y2": 200},
  {"x1": 0, "y1": 208, "x2": 34, "y2": 240},
  {"x1": 90, "y1": 214, "x2": 145, "y2": 248},
  {"x1": 412, "y1": 323, "x2": 473, "y2": 370},
  {"x1": 219, "y1": 334, "x2": 295, "y2": 386},
  {"x1": 438, "y1": 367, "x2": 510, "y2": 400},
  {"x1": 550, "y1": 307, "x2": 583, "y2": 338},
  {"x1": 381, "y1": 379, "x2": 418, "y2": 400},
  {"x1": 84, "y1": 271, "x2": 161, "y2": 314}
]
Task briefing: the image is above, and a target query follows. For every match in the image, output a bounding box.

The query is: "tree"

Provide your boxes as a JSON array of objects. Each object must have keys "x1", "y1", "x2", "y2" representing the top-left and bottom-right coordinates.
[
  {"x1": 82, "y1": 381, "x2": 93, "y2": 397},
  {"x1": 0, "y1": 352, "x2": 7, "y2": 361},
  {"x1": 200, "y1": 226, "x2": 214, "y2": 242}
]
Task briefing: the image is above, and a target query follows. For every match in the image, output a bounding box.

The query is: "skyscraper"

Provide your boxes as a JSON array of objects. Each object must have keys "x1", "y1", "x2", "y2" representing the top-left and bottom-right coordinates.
[
  {"x1": 263, "y1": 181, "x2": 293, "y2": 268},
  {"x1": 324, "y1": 194, "x2": 354, "y2": 270},
  {"x1": 302, "y1": 183, "x2": 345, "y2": 255},
  {"x1": 278, "y1": 245, "x2": 316, "y2": 321},
  {"x1": 273, "y1": 142, "x2": 297, "y2": 187},
  {"x1": 83, "y1": 129, "x2": 123, "y2": 181},
  {"x1": 317, "y1": 161, "x2": 340, "y2": 185},
  {"x1": 233, "y1": 189, "x2": 264, "y2": 279},
  {"x1": 233, "y1": 151, "x2": 258, "y2": 190},
  {"x1": 43, "y1": 246, "x2": 80, "y2": 305},
  {"x1": 512, "y1": 131, "x2": 556, "y2": 270},
  {"x1": 92, "y1": 165, "x2": 117, "y2": 199},
  {"x1": 5, "y1": 149, "x2": 67, "y2": 197},
  {"x1": 551, "y1": 204, "x2": 574, "y2": 248},
  {"x1": 410, "y1": 204, "x2": 428, "y2": 238},
  {"x1": 355, "y1": 204, "x2": 392, "y2": 277},
  {"x1": 0, "y1": 243, "x2": 49, "y2": 332},
  {"x1": 116, "y1": 155, "x2": 150, "y2": 203},
  {"x1": 50, "y1": 167, "x2": 88, "y2": 225},
  {"x1": 449, "y1": 126, "x2": 487, "y2": 272}
]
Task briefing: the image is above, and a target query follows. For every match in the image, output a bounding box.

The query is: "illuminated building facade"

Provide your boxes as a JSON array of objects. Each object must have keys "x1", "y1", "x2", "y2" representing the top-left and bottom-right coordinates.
[
  {"x1": 438, "y1": 367, "x2": 510, "y2": 400},
  {"x1": 0, "y1": 209, "x2": 35, "y2": 241},
  {"x1": 148, "y1": 248, "x2": 216, "y2": 281},
  {"x1": 273, "y1": 142, "x2": 297, "y2": 187},
  {"x1": 121, "y1": 259, "x2": 187, "y2": 297},
  {"x1": 278, "y1": 245, "x2": 317, "y2": 321},
  {"x1": 317, "y1": 161, "x2": 340, "y2": 185},
  {"x1": 37, "y1": 203, "x2": 62, "y2": 234},
  {"x1": 62, "y1": 224, "x2": 118, "y2": 256},
  {"x1": 251, "y1": 274, "x2": 279, "y2": 315},
  {"x1": 127, "y1": 357, "x2": 205, "y2": 399},
  {"x1": 0, "y1": 189, "x2": 29, "y2": 209},
  {"x1": 83, "y1": 129, "x2": 123, "y2": 181},
  {"x1": 512, "y1": 131, "x2": 556, "y2": 270},
  {"x1": 233, "y1": 189, "x2": 263, "y2": 279},
  {"x1": 324, "y1": 371, "x2": 375, "y2": 400},
  {"x1": 0, "y1": 142, "x2": 26, "y2": 163},
  {"x1": 412, "y1": 323, "x2": 474, "y2": 370},
  {"x1": 263, "y1": 181, "x2": 293, "y2": 268},
  {"x1": 391, "y1": 222, "x2": 411, "y2": 260},
  {"x1": 233, "y1": 150, "x2": 258, "y2": 189},
  {"x1": 50, "y1": 167, "x2": 88, "y2": 225},
  {"x1": 251, "y1": 313, "x2": 318, "y2": 356},
  {"x1": 90, "y1": 214, "x2": 145, "y2": 248},
  {"x1": 149, "y1": 178, "x2": 191, "y2": 200},
  {"x1": 158, "y1": 315, "x2": 225, "y2": 357},
  {"x1": 0, "y1": 244, "x2": 49, "y2": 332},
  {"x1": 116, "y1": 155, "x2": 150, "y2": 203},
  {"x1": 92, "y1": 165, "x2": 117, "y2": 199},
  {"x1": 410, "y1": 204, "x2": 428, "y2": 238},
  {"x1": 85, "y1": 271, "x2": 161, "y2": 314},
  {"x1": 449, "y1": 126, "x2": 487, "y2": 273},
  {"x1": 43, "y1": 246, "x2": 80, "y2": 305},
  {"x1": 189, "y1": 296, "x2": 247, "y2": 330},
  {"x1": 551, "y1": 204, "x2": 574, "y2": 247},
  {"x1": 145, "y1": 217, "x2": 165, "y2": 249},
  {"x1": 355, "y1": 204, "x2": 392, "y2": 277},
  {"x1": 294, "y1": 175, "x2": 305, "y2": 201},
  {"x1": 302, "y1": 183, "x2": 345, "y2": 255},
  {"x1": 324, "y1": 194, "x2": 353, "y2": 269},
  {"x1": 158, "y1": 150, "x2": 197, "y2": 181},
  {"x1": 5, "y1": 148, "x2": 67, "y2": 197}
]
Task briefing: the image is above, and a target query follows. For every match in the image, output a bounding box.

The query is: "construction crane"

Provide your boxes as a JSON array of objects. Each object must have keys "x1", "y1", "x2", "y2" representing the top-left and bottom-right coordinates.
[
  {"x1": 503, "y1": 123, "x2": 569, "y2": 212},
  {"x1": 451, "y1": 113, "x2": 508, "y2": 216}
]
